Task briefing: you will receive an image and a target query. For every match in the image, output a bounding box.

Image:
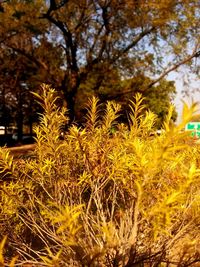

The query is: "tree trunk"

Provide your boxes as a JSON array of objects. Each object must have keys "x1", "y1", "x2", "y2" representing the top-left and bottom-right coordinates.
[
  {"x1": 17, "y1": 88, "x2": 23, "y2": 143},
  {"x1": 28, "y1": 97, "x2": 33, "y2": 136},
  {"x1": 61, "y1": 70, "x2": 80, "y2": 125}
]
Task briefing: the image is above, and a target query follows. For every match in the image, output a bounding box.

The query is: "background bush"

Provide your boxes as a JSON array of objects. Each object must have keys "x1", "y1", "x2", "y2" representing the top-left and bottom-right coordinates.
[{"x1": 0, "y1": 84, "x2": 200, "y2": 266}]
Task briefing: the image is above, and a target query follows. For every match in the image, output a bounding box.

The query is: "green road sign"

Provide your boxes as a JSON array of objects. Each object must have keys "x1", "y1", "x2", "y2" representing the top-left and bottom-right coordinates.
[{"x1": 185, "y1": 122, "x2": 200, "y2": 138}]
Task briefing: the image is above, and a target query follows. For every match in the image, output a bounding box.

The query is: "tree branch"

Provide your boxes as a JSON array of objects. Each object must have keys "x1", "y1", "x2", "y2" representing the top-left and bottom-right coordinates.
[
  {"x1": 46, "y1": 0, "x2": 69, "y2": 16},
  {"x1": 97, "y1": 4, "x2": 111, "y2": 60},
  {"x1": 112, "y1": 26, "x2": 156, "y2": 63},
  {"x1": 42, "y1": 4, "x2": 78, "y2": 72},
  {"x1": 148, "y1": 48, "x2": 200, "y2": 88},
  {"x1": 9, "y1": 46, "x2": 48, "y2": 70},
  {"x1": 0, "y1": 31, "x2": 18, "y2": 44},
  {"x1": 8, "y1": 46, "x2": 60, "y2": 85},
  {"x1": 101, "y1": 47, "x2": 200, "y2": 101}
]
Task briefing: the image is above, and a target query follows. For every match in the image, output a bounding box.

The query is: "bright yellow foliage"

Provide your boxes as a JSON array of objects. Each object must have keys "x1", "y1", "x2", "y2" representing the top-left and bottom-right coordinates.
[{"x1": 0, "y1": 84, "x2": 200, "y2": 266}]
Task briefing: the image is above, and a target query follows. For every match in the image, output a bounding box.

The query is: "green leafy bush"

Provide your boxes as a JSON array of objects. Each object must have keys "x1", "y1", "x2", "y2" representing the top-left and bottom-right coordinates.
[{"x1": 0, "y1": 84, "x2": 200, "y2": 266}]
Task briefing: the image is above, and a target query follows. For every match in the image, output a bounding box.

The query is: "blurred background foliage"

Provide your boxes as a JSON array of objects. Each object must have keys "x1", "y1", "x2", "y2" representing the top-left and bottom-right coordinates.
[{"x1": 0, "y1": 0, "x2": 199, "y2": 142}]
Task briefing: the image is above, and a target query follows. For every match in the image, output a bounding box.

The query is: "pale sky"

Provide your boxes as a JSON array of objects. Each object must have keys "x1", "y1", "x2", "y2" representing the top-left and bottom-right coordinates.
[{"x1": 168, "y1": 70, "x2": 200, "y2": 123}]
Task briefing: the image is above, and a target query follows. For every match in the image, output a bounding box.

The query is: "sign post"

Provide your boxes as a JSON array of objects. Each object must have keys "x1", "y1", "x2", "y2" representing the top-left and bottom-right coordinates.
[{"x1": 185, "y1": 122, "x2": 200, "y2": 138}]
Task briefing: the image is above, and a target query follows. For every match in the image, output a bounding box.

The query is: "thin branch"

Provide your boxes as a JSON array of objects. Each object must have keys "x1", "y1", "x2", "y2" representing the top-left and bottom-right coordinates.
[
  {"x1": 102, "y1": 46, "x2": 200, "y2": 101},
  {"x1": 0, "y1": 31, "x2": 18, "y2": 44},
  {"x1": 97, "y1": 4, "x2": 111, "y2": 60},
  {"x1": 112, "y1": 26, "x2": 156, "y2": 63},
  {"x1": 84, "y1": 26, "x2": 156, "y2": 78},
  {"x1": 7, "y1": 45, "x2": 61, "y2": 85},
  {"x1": 9, "y1": 46, "x2": 48, "y2": 70},
  {"x1": 148, "y1": 48, "x2": 200, "y2": 88},
  {"x1": 86, "y1": 24, "x2": 104, "y2": 64},
  {"x1": 46, "y1": 0, "x2": 69, "y2": 16},
  {"x1": 74, "y1": 2, "x2": 88, "y2": 32}
]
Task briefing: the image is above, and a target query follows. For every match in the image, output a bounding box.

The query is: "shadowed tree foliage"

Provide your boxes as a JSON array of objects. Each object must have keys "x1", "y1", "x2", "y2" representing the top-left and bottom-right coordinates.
[
  {"x1": 119, "y1": 76, "x2": 177, "y2": 128},
  {"x1": 0, "y1": 0, "x2": 199, "y2": 126}
]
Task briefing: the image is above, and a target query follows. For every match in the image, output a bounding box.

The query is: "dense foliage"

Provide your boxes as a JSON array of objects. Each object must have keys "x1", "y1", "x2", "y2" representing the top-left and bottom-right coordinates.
[
  {"x1": 0, "y1": 0, "x2": 199, "y2": 132},
  {"x1": 0, "y1": 85, "x2": 200, "y2": 266}
]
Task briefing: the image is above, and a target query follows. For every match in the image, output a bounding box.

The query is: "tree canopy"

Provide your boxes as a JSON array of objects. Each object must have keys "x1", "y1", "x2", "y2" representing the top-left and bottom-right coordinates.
[{"x1": 0, "y1": 0, "x2": 199, "y2": 132}]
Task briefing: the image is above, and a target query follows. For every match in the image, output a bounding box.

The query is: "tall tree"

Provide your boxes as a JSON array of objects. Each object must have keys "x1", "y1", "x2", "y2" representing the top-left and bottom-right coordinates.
[
  {"x1": 0, "y1": 0, "x2": 62, "y2": 137},
  {"x1": 0, "y1": 0, "x2": 199, "y2": 123}
]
